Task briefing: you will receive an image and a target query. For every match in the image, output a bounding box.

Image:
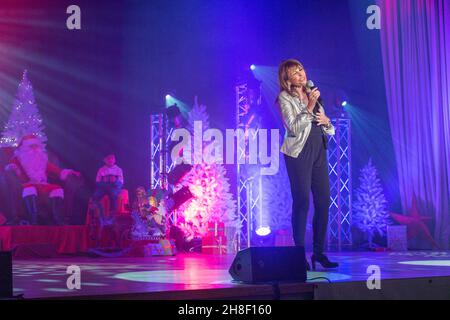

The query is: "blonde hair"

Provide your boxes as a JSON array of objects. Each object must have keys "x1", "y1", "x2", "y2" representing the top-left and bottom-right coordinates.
[{"x1": 278, "y1": 59, "x2": 304, "y2": 95}]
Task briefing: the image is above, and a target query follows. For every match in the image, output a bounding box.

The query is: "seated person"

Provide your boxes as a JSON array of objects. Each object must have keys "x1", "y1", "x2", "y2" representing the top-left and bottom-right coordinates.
[
  {"x1": 92, "y1": 153, "x2": 124, "y2": 225},
  {"x1": 5, "y1": 134, "x2": 80, "y2": 225}
]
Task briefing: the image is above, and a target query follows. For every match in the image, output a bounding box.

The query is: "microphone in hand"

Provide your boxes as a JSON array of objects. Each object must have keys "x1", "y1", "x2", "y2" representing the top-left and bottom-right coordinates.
[{"x1": 305, "y1": 80, "x2": 324, "y2": 107}]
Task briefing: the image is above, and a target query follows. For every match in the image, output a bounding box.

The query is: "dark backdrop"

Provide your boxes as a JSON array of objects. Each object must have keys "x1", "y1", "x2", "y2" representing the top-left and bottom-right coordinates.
[{"x1": 0, "y1": 0, "x2": 400, "y2": 211}]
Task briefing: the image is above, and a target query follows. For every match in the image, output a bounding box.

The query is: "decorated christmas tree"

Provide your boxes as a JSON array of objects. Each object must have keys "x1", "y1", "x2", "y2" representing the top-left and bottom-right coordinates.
[
  {"x1": 0, "y1": 70, "x2": 47, "y2": 147},
  {"x1": 175, "y1": 97, "x2": 238, "y2": 240},
  {"x1": 353, "y1": 158, "x2": 391, "y2": 248}
]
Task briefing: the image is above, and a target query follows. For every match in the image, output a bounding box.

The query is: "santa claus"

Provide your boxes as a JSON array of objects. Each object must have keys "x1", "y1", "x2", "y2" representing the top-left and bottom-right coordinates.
[{"x1": 5, "y1": 135, "x2": 80, "y2": 225}]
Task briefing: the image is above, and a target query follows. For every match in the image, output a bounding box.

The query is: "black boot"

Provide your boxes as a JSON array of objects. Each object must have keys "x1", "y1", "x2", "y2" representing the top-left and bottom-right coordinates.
[
  {"x1": 50, "y1": 197, "x2": 65, "y2": 226},
  {"x1": 23, "y1": 195, "x2": 38, "y2": 225},
  {"x1": 311, "y1": 253, "x2": 339, "y2": 270}
]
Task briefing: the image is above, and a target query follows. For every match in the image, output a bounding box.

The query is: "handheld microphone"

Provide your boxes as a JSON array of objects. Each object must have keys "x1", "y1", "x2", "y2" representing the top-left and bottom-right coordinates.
[
  {"x1": 306, "y1": 81, "x2": 331, "y2": 148},
  {"x1": 305, "y1": 80, "x2": 324, "y2": 108}
]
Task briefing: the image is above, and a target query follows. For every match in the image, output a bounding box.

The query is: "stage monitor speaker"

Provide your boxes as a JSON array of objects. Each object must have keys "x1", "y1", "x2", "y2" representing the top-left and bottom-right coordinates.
[
  {"x1": 229, "y1": 246, "x2": 306, "y2": 283},
  {"x1": 0, "y1": 251, "x2": 13, "y2": 298}
]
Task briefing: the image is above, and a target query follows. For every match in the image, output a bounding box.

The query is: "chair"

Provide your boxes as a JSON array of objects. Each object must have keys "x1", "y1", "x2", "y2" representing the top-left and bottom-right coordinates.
[
  {"x1": 0, "y1": 147, "x2": 88, "y2": 225},
  {"x1": 85, "y1": 189, "x2": 132, "y2": 248}
]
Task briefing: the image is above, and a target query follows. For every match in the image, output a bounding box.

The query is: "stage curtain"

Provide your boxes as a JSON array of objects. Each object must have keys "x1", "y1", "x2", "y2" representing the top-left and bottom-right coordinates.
[{"x1": 379, "y1": 0, "x2": 450, "y2": 248}]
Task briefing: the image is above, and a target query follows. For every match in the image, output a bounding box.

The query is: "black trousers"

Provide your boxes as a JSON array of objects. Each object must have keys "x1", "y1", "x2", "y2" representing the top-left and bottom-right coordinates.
[{"x1": 284, "y1": 129, "x2": 330, "y2": 255}]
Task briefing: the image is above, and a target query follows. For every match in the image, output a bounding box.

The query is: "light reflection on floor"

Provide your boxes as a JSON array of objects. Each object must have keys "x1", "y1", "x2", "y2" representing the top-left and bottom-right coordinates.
[
  {"x1": 11, "y1": 251, "x2": 450, "y2": 299},
  {"x1": 398, "y1": 260, "x2": 450, "y2": 267},
  {"x1": 114, "y1": 269, "x2": 232, "y2": 284},
  {"x1": 113, "y1": 269, "x2": 352, "y2": 284}
]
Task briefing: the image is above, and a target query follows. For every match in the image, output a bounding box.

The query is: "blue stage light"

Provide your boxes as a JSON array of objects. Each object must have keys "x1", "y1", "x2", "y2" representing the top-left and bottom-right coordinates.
[
  {"x1": 341, "y1": 101, "x2": 348, "y2": 107},
  {"x1": 165, "y1": 94, "x2": 171, "y2": 99},
  {"x1": 250, "y1": 64, "x2": 256, "y2": 71}
]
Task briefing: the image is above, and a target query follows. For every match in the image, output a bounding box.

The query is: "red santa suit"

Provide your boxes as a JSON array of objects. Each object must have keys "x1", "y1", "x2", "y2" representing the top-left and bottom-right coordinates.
[
  {"x1": 8, "y1": 156, "x2": 72, "y2": 199},
  {"x1": 5, "y1": 135, "x2": 73, "y2": 200}
]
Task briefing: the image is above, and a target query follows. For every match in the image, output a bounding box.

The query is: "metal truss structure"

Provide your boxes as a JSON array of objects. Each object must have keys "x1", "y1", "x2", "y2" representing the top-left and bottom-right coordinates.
[
  {"x1": 150, "y1": 113, "x2": 177, "y2": 224},
  {"x1": 327, "y1": 118, "x2": 352, "y2": 251},
  {"x1": 151, "y1": 89, "x2": 352, "y2": 252},
  {"x1": 235, "y1": 82, "x2": 263, "y2": 250}
]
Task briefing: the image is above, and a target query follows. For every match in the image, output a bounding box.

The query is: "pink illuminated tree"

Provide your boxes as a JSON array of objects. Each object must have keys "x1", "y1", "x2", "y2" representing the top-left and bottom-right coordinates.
[{"x1": 175, "y1": 98, "x2": 237, "y2": 240}]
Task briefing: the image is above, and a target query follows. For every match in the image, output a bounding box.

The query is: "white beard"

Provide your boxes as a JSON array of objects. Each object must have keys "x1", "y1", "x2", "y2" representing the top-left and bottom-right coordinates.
[{"x1": 17, "y1": 147, "x2": 48, "y2": 183}]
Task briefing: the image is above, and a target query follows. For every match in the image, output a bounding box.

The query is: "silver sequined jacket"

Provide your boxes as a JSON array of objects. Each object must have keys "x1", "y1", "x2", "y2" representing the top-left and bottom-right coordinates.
[{"x1": 277, "y1": 90, "x2": 335, "y2": 158}]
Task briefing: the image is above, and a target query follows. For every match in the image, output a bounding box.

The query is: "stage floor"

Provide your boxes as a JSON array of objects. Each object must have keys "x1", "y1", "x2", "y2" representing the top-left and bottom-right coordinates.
[{"x1": 11, "y1": 251, "x2": 450, "y2": 300}]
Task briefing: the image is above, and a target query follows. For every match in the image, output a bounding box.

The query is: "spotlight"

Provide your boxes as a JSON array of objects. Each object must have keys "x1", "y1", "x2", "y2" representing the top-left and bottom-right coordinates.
[
  {"x1": 168, "y1": 163, "x2": 193, "y2": 185},
  {"x1": 334, "y1": 90, "x2": 347, "y2": 106},
  {"x1": 165, "y1": 94, "x2": 171, "y2": 99},
  {"x1": 165, "y1": 186, "x2": 193, "y2": 213},
  {"x1": 250, "y1": 64, "x2": 256, "y2": 71},
  {"x1": 252, "y1": 227, "x2": 275, "y2": 247},
  {"x1": 255, "y1": 226, "x2": 271, "y2": 237},
  {"x1": 165, "y1": 103, "x2": 181, "y2": 119}
]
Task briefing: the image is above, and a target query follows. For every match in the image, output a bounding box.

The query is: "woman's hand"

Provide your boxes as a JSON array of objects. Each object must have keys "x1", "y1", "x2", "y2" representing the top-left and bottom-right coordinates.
[
  {"x1": 315, "y1": 110, "x2": 331, "y2": 127},
  {"x1": 307, "y1": 88, "x2": 320, "y2": 113}
]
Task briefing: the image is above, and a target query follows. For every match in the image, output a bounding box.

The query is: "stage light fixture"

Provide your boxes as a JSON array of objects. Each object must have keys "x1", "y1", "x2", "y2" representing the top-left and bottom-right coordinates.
[
  {"x1": 250, "y1": 64, "x2": 256, "y2": 71},
  {"x1": 165, "y1": 103, "x2": 181, "y2": 119},
  {"x1": 255, "y1": 226, "x2": 271, "y2": 236}
]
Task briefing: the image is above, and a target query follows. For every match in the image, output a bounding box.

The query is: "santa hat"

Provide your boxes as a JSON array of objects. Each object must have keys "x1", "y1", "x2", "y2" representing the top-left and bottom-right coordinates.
[{"x1": 17, "y1": 134, "x2": 42, "y2": 148}]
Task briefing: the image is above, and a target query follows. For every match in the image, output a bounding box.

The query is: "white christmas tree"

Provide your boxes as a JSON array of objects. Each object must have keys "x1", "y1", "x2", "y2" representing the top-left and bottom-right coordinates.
[
  {"x1": 187, "y1": 97, "x2": 209, "y2": 131},
  {"x1": 266, "y1": 163, "x2": 293, "y2": 231},
  {"x1": 353, "y1": 158, "x2": 391, "y2": 248},
  {"x1": 0, "y1": 70, "x2": 47, "y2": 147},
  {"x1": 175, "y1": 97, "x2": 238, "y2": 239}
]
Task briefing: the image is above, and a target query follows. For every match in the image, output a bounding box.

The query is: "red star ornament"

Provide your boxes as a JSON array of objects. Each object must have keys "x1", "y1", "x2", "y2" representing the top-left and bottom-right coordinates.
[{"x1": 390, "y1": 195, "x2": 440, "y2": 249}]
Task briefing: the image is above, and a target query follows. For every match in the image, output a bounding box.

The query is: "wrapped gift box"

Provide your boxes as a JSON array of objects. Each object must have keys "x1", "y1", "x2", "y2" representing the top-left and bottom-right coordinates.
[
  {"x1": 143, "y1": 239, "x2": 177, "y2": 256},
  {"x1": 144, "y1": 243, "x2": 164, "y2": 256},
  {"x1": 202, "y1": 235, "x2": 227, "y2": 254},
  {"x1": 207, "y1": 221, "x2": 225, "y2": 237},
  {"x1": 160, "y1": 239, "x2": 177, "y2": 255},
  {"x1": 128, "y1": 239, "x2": 158, "y2": 257}
]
